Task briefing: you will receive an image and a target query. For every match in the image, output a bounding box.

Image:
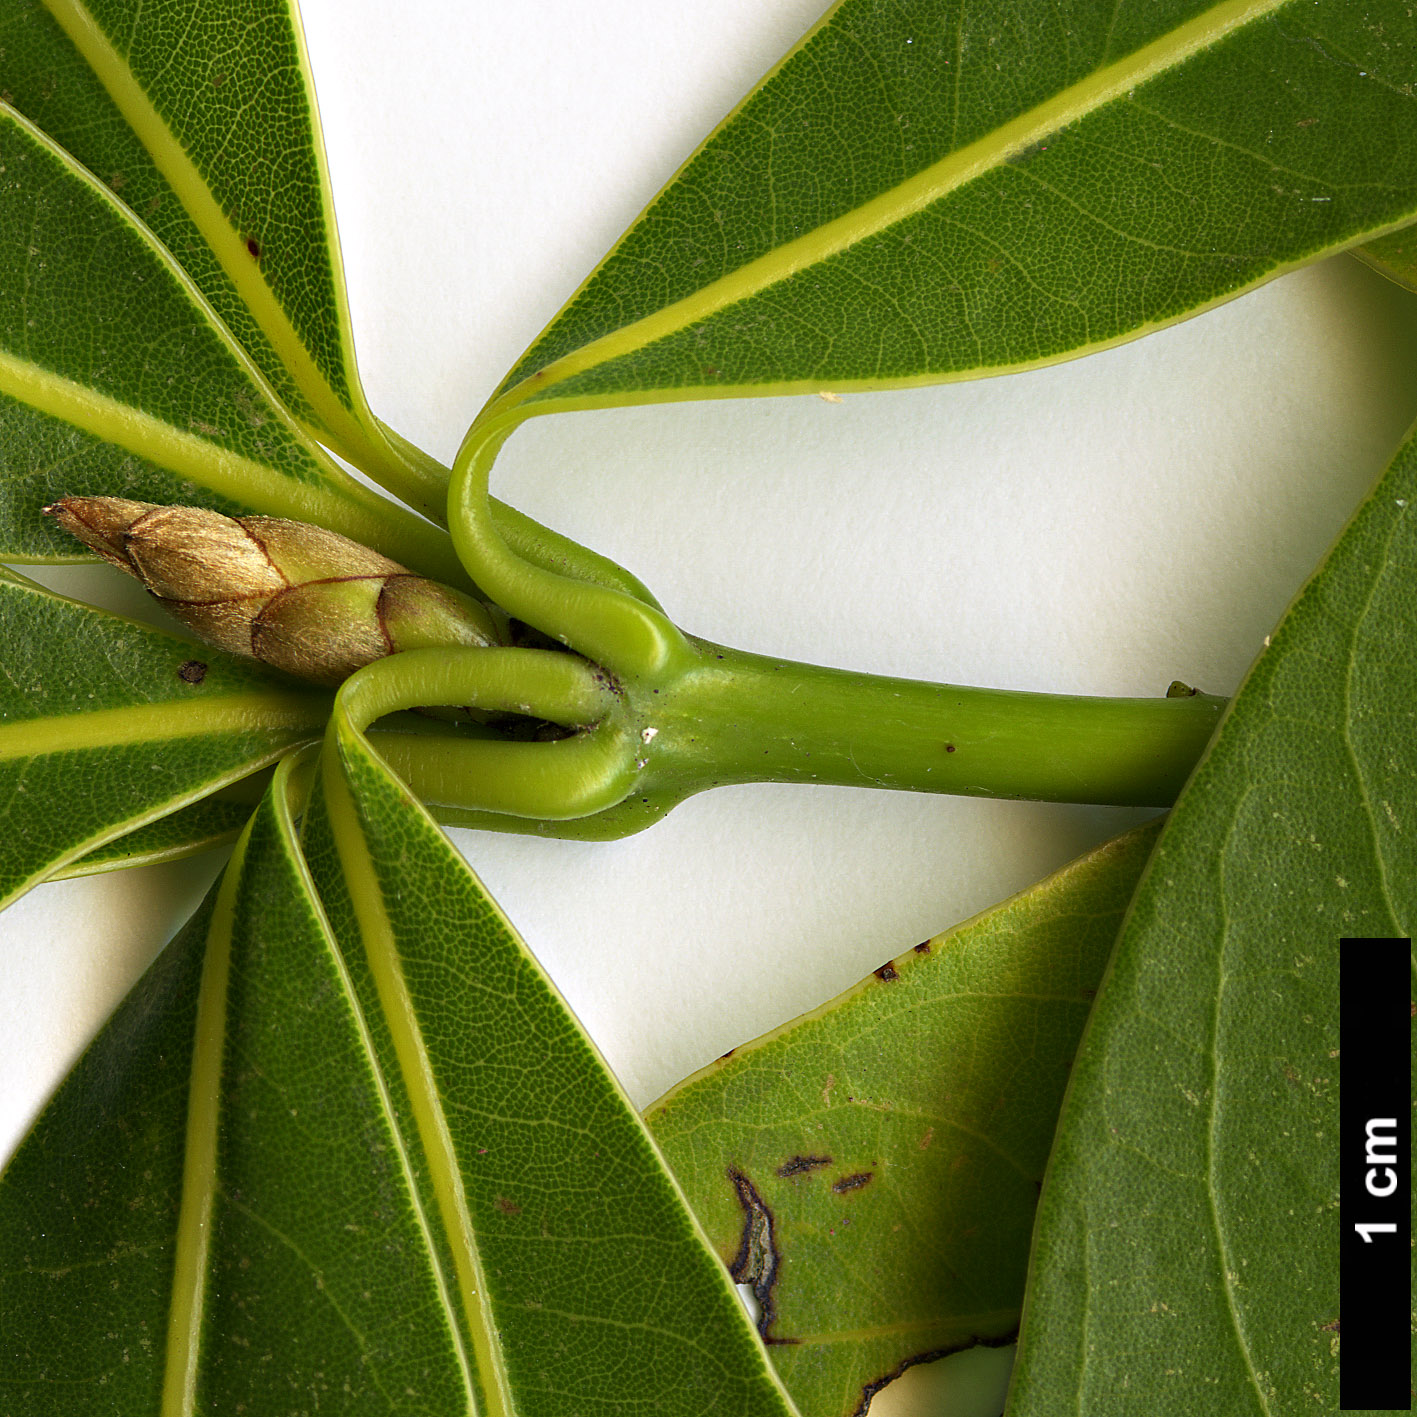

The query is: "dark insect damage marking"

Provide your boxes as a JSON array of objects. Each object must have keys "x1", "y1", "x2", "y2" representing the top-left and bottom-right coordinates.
[
  {"x1": 246, "y1": 237, "x2": 262, "y2": 260},
  {"x1": 726, "y1": 1167, "x2": 797, "y2": 1345},
  {"x1": 831, "y1": 1171, "x2": 874, "y2": 1194},
  {"x1": 874, "y1": 963, "x2": 899, "y2": 982},
  {"x1": 913, "y1": 941, "x2": 932, "y2": 954},
  {"x1": 494, "y1": 1195, "x2": 522, "y2": 1216},
  {"x1": 944, "y1": 742, "x2": 956, "y2": 752},
  {"x1": 776, "y1": 1155, "x2": 832, "y2": 1179},
  {"x1": 852, "y1": 1332, "x2": 1017, "y2": 1417},
  {"x1": 177, "y1": 659, "x2": 208, "y2": 684}
]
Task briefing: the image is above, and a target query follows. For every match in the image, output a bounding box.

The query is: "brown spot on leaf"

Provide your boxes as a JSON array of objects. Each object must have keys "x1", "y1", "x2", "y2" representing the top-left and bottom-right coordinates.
[
  {"x1": 831, "y1": 1171, "x2": 874, "y2": 1194},
  {"x1": 1321, "y1": 1317, "x2": 1340, "y2": 1333},
  {"x1": 494, "y1": 1196, "x2": 521, "y2": 1216},
  {"x1": 944, "y1": 743, "x2": 956, "y2": 752},
  {"x1": 918, "y1": 1127, "x2": 934, "y2": 1150},
  {"x1": 726, "y1": 1168, "x2": 796, "y2": 1344},
  {"x1": 246, "y1": 237, "x2": 262, "y2": 260},
  {"x1": 776, "y1": 1155, "x2": 832, "y2": 1179},
  {"x1": 177, "y1": 660, "x2": 208, "y2": 684},
  {"x1": 875, "y1": 963, "x2": 899, "y2": 982},
  {"x1": 913, "y1": 941, "x2": 931, "y2": 954}
]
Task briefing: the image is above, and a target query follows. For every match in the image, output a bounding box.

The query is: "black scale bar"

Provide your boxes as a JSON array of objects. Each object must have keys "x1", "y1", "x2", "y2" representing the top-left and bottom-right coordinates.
[{"x1": 1340, "y1": 937, "x2": 1413, "y2": 1412}]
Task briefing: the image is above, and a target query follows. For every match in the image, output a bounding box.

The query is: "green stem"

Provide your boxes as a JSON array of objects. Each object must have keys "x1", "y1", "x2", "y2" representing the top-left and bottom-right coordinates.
[
  {"x1": 646, "y1": 641, "x2": 1224, "y2": 807},
  {"x1": 373, "y1": 637, "x2": 1225, "y2": 841}
]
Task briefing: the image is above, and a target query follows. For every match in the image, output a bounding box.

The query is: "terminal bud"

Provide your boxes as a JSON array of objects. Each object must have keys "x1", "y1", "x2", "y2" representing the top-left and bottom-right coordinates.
[{"x1": 45, "y1": 497, "x2": 506, "y2": 685}]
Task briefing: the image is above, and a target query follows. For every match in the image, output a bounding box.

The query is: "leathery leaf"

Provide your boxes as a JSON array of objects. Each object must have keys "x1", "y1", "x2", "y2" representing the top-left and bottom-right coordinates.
[
  {"x1": 482, "y1": 0, "x2": 1417, "y2": 426},
  {"x1": 0, "y1": 765, "x2": 481, "y2": 1412},
  {"x1": 1359, "y1": 229, "x2": 1417, "y2": 293},
  {"x1": 1006, "y1": 422, "x2": 1417, "y2": 1412},
  {"x1": 0, "y1": 565, "x2": 325, "y2": 910},
  {"x1": 47, "y1": 793, "x2": 258, "y2": 879},
  {"x1": 300, "y1": 672, "x2": 800, "y2": 1415},
  {"x1": 0, "y1": 102, "x2": 462, "y2": 581},
  {"x1": 0, "y1": 731, "x2": 801, "y2": 1413},
  {"x1": 1, "y1": 0, "x2": 438, "y2": 511},
  {"x1": 646, "y1": 821, "x2": 1161, "y2": 1417}
]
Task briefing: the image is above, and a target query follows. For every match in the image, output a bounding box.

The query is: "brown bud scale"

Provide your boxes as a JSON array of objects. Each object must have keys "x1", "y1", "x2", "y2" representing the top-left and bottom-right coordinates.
[{"x1": 44, "y1": 497, "x2": 505, "y2": 686}]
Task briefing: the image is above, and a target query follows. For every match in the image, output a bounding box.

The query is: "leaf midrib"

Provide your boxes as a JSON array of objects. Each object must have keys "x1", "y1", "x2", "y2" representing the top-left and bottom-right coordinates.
[
  {"x1": 0, "y1": 344, "x2": 460, "y2": 581},
  {"x1": 161, "y1": 839, "x2": 240, "y2": 1417},
  {"x1": 246, "y1": 771, "x2": 471, "y2": 1411},
  {"x1": 491, "y1": 0, "x2": 1287, "y2": 414},
  {"x1": 39, "y1": 0, "x2": 368, "y2": 453},
  {"x1": 1203, "y1": 927, "x2": 1274, "y2": 1417},
  {"x1": 321, "y1": 734, "x2": 498, "y2": 1417},
  {"x1": 0, "y1": 692, "x2": 327, "y2": 758}
]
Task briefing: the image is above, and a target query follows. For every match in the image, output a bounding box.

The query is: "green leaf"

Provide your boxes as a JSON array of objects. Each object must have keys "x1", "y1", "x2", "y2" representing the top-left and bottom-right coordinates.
[
  {"x1": 0, "y1": 729, "x2": 801, "y2": 1412},
  {"x1": 0, "y1": 771, "x2": 482, "y2": 1412},
  {"x1": 0, "y1": 566, "x2": 325, "y2": 909},
  {"x1": 1006, "y1": 426, "x2": 1417, "y2": 1413},
  {"x1": 483, "y1": 0, "x2": 1417, "y2": 424},
  {"x1": 645, "y1": 821, "x2": 1161, "y2": 1417},
  {"x1": 0, "y1": 0, "x2": 441, "y2": 510},
  {"x1": 301, "y1": 685, "x2": 799, "y2": 1415},
  {"x1": 47, "y1": 794, "x2": 255, "y2": 878},
  {"x1": 2, "y1": 0, "x2": 318, "y2": 434},
  {"x1": 0, "y1": 102, "x2": 464, "y2": 581}
]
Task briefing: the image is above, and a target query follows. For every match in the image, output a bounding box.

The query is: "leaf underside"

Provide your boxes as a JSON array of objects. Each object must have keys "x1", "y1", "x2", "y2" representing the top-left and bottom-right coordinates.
[
  {"x1": 1007, "y1": 421, "x2": 1417, "y2": 1414},
  {"x1": 647, "y1": 821, "x2": 1161, "y2": 1417}
]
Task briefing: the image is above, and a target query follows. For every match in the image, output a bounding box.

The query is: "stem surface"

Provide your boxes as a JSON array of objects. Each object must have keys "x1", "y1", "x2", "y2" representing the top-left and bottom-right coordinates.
[{"x1": 645, "y1": 641, "x2": 1225, "y2": 808}]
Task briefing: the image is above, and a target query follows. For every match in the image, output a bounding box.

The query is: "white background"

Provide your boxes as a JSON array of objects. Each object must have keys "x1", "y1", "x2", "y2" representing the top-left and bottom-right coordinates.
[{"x1": 5, "y1": 4, "x2": 1417, "y2": 1411}]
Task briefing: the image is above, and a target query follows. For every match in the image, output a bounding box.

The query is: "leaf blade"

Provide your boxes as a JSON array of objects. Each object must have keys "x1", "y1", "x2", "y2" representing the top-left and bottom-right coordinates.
[
  {"x1": 486, "y1": 0, "x2": 1417, "y2": 422},
  {"x1": 0, "y1": 708, "x2": 803, "y2": 1413},
  {"x1": 1006, "y1": 425, "x2": 1417, "y2": 1414},
  {"x1": 47, "y1": 794, "x2": 253, "y2": 877},
  {"x1": 0, "y1": 102, "x2": 462, "y2": 580},
  {"x1": 0, "y1": 565, "x2": 326, "y2": 908},
  {"x1": 22, "y1": 0, "x2": 370, "y2": 456},
  {"x1": 301, "y1": 699, "x2": 802, "y2": 1415},
  {"x1": 646, "y1": 821, "x2": 1160, "y2": 1417}
]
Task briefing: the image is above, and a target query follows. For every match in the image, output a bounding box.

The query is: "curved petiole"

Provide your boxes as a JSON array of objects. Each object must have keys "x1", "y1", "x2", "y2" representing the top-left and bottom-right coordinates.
[
  {"x1": 334, "y1": 646, "x2": 638, "y2": 822},
  {"x1": 449, "y1": 413, "x2": 692, "y2": 681}
]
